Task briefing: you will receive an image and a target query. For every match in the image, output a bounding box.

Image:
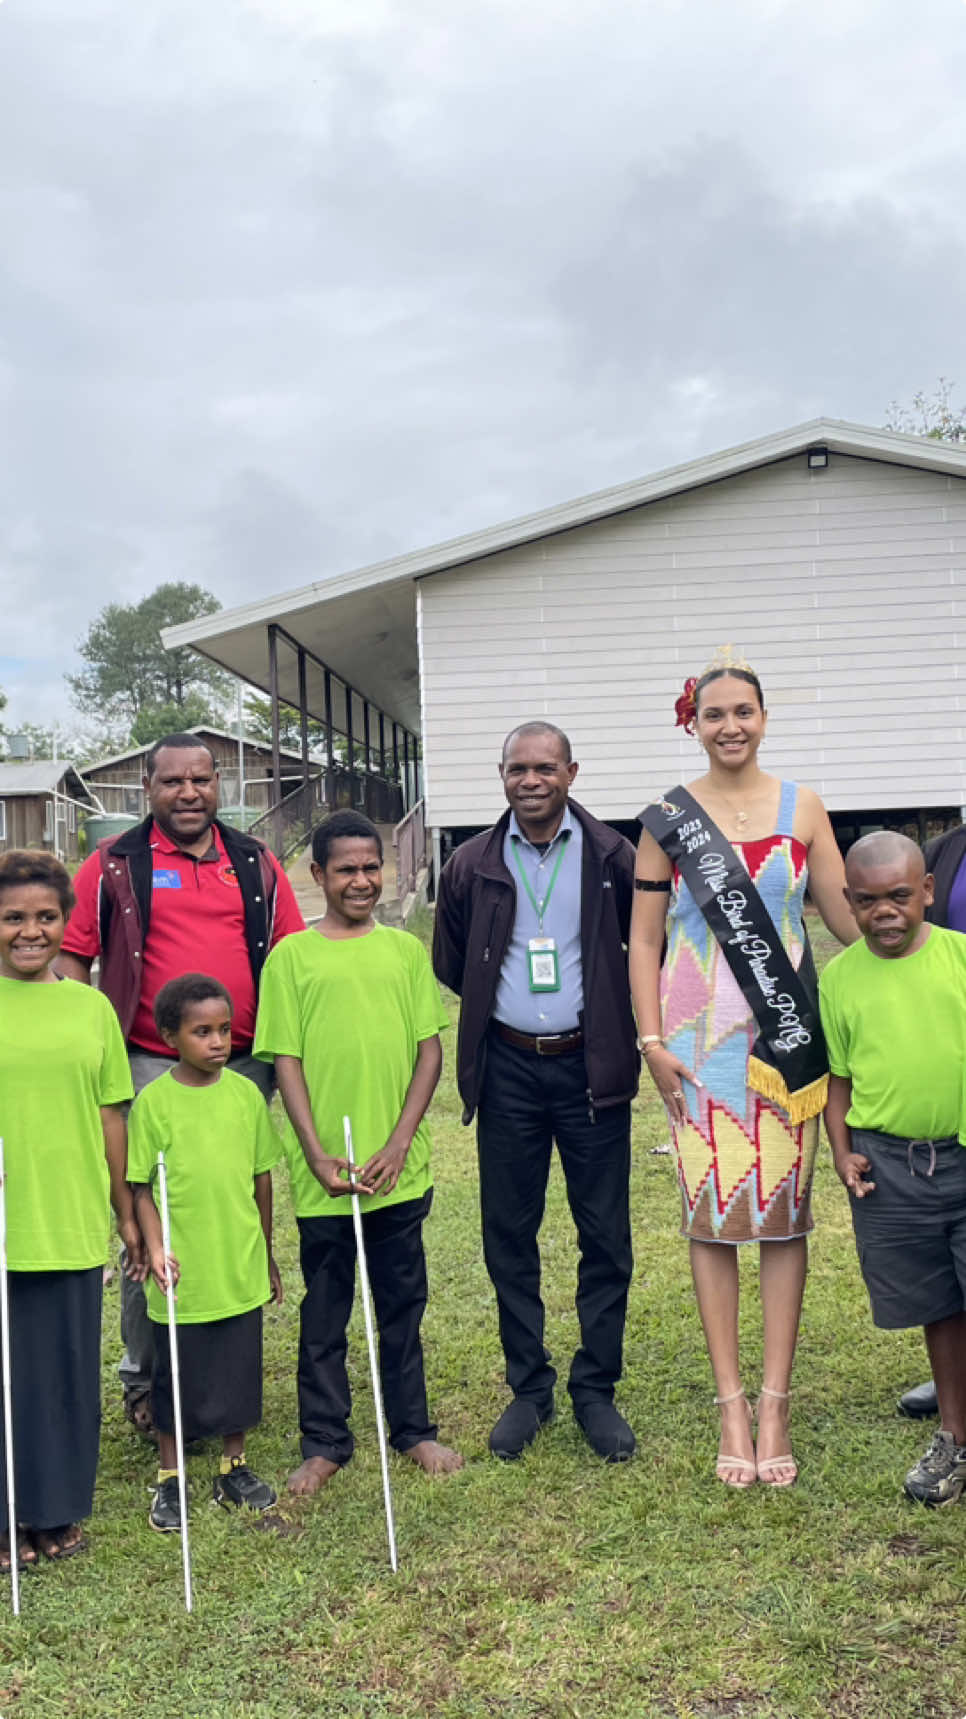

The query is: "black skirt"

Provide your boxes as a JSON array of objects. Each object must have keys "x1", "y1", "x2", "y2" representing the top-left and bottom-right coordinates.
[
  {"x1": 151, "y1": 1305, "x2": 263, "y2": 1440},
  {"x1": 0, "y1": 1267, "x2": 102, "y2": 1532}
]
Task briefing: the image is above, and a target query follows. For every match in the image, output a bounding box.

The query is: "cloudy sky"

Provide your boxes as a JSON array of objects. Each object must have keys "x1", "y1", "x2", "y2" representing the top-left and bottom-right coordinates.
[{"x1": 2, "y1": 0, "x2": 965, "y2": 736}]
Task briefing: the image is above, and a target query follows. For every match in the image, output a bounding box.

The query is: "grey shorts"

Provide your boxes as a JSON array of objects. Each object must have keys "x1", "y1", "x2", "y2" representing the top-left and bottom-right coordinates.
[{"x1": 849, "y1": 1129, "x2": 966, "y2": 1330}]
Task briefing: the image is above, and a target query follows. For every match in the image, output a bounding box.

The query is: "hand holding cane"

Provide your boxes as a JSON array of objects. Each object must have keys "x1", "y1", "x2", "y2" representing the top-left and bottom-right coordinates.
[
  {"x1": 157, "y1": 1151, "x2": 193, "y2": 1613},
  {"x1": 343, "y1": 1116, "x2": 398, "y2": 1573},
  {"x1": 0, "y1": 1139, "x2": 20, "y2": 1617}
]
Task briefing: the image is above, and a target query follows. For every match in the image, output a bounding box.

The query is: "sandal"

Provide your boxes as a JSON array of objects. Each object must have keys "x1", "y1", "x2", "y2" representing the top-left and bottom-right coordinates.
[
  {"x1": 755, "y1": 1386, "x2": 798, "y2": 1487},
  {"x1": 0, "y1": 1530, "x2": 38, "y2": 1573},
  {"x1": 714, "y1": 1388, "x2": 756, "y2": 1488},
  {"x1": 32, "y1": 1524, "x2": 88, "y2": 1562}
]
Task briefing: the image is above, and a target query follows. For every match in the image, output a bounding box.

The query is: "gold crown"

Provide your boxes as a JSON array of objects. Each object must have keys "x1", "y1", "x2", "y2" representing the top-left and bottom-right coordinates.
[{"x1": 702, "y1": 643, "x2": 753, "y2": 676}]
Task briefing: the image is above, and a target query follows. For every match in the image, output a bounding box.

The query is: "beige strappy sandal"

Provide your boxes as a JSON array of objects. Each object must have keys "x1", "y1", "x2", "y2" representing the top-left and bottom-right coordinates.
[
  {"x1": 714, "y1": 1387, "x2": 756, "y2": 1488},
  {"x1": 755, "y1": 1385, "x2": 798, "y2": 1487}
]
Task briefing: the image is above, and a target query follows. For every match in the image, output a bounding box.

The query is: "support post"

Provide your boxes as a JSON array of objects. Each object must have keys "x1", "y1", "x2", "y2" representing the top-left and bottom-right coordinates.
[
  {"x1": 324, "y1": 669, "x2": 334, "y2": 795},
  {"x1": 402, "y1": 731, "x2": 410, "y2": 812},
  {"x1": 363, "y1": 701, "x2": 371, "y2": 774},
  {"x1": 346, "y1": 687, "x2": 355, "y2": 806},
  {"x1": 379, "y1": 711, "x2": 386, "y2": 779},
  {"x1": 298, "y1": 647, "x2": 310, "y2": 791},
  {"x1": 268, "y1": 625, "x2": 282, "y2": 854}
]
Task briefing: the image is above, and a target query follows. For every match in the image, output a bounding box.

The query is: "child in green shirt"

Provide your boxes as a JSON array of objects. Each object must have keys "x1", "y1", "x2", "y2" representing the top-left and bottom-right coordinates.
[
  {"x1": 819, "y1": 830, "x2": 966, "y2": 1508},
  {"x1": 128, "y1": 973, "x2": 282, "y2": 1533},
  {"x1": 254, "y1": 809, "x2": 463, "y2": 1495}
]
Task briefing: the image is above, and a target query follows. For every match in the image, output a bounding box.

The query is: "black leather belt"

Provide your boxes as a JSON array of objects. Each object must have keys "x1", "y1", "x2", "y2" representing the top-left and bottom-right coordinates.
[{"x1": 494, "y1": 1022, "x2": 583, "y2": 1056}]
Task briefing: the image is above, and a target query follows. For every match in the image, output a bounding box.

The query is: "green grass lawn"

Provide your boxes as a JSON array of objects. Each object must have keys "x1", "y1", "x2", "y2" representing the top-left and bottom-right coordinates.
[{"x1": 3, "y1": 911, "x2": 965, "y2": 1717}]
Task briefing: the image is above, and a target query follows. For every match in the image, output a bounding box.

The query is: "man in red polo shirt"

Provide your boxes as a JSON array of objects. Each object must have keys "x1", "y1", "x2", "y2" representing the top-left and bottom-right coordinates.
[{"x1": 59, "y1": 732, "x2": 304, "y2": 1432}]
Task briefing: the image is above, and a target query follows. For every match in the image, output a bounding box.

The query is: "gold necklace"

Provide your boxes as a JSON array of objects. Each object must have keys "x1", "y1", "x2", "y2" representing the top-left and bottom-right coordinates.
[{"x1": 709, "y1": 784, "x2": 756, "y2": 830}]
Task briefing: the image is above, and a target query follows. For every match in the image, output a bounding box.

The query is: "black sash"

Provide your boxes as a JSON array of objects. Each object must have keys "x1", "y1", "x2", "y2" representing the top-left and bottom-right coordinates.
[{"x1": 639, "y1": 786, "x2": 827, "y2": 1124}]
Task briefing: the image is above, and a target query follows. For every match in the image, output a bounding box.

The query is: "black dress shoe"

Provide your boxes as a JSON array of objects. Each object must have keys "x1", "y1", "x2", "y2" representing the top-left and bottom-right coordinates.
[
  {"x1": 574, "y1": 1399, "x2": 636, "y2": 1463},
  {"x1": 489, "y1": 1397, "x2": 553, "y2": 1460},
  {"x1": 898, "y1": 1380, "x2": 939, "y2": 1420}
]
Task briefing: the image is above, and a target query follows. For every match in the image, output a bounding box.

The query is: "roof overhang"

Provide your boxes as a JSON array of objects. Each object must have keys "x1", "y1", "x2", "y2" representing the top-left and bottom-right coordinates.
[{"x1": 162, "y1": 417, "x2": 966, "y2": 733}]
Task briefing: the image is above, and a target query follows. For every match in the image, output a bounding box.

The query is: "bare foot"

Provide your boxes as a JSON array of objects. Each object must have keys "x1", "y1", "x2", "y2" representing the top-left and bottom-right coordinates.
[
  {"x1": 404, "y1": 1440, "x2": 464, "y2": 1476},
  {"x1": 755, "y1": 1392, "x2": 797, "y2": 1487},
  {"x1": 716, "y1": 1395, "x2": 756, "y2": 1488},
  {"x1": 287, "y1": 1456, "x2": 342, "y2": 1496}
]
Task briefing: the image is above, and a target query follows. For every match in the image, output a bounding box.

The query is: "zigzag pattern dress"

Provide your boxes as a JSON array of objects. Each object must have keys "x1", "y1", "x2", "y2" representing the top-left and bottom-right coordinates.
[{"x1": 660, "y1": 780, "x2": 819, "y2": 1244}]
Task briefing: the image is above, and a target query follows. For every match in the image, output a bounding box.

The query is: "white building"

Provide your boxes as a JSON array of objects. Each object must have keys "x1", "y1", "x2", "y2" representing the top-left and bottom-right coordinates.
[{"x1": 163, "y1": 418, "x2": 966, "y2": 862}]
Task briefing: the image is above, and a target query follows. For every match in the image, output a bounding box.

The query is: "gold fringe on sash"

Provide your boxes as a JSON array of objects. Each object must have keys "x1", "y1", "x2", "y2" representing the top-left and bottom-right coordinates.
[{"x1": 747, "y1": 1056, "x2": 828, "y2": 1126}]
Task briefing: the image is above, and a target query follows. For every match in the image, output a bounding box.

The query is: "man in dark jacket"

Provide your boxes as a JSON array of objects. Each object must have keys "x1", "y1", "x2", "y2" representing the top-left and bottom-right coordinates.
[
  {"x1": 59, "y1": 732, "x2": 304, "y2": 1431},
  {"x1": 433, "y1": 722, "x2": 638, "y2": 1462}
]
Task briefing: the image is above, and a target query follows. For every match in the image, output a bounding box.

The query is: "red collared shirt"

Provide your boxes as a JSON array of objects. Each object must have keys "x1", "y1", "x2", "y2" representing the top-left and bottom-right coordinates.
[{"x1": 62, "y1": 821, "x2": 304, "y2": 1054}]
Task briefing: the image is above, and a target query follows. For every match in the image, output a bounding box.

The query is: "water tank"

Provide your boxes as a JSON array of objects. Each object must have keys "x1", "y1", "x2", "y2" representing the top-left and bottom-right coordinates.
[
  {"x1": 218, "y1": 806, "x2": 261, "y2": 832},
  {"x1": 83, "y1": 814, "x2": 140, "y2": 846},
  {"x1": 6, "y1": 734, "x2": 30, "y2": 760}
]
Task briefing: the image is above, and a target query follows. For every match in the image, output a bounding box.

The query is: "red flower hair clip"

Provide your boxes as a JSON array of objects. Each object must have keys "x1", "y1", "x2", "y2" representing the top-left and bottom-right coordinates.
[{"x1": 674, "y1": 676, "x2": 698, "y2": 736}]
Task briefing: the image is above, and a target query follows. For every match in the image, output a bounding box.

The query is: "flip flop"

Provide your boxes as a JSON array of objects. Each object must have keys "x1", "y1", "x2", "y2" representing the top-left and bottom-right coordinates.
[
  {"x1": 0, "y1": 1531, "x2": 38, "y2": 1573},
  {"x1": 33, "y1": 1525, "x2": 88, "y2": 1562}
]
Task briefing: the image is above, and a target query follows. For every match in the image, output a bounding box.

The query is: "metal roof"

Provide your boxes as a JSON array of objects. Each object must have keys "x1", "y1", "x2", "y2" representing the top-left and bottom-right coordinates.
[
  {"x1": 81, "y1": 725, "x2": 323, "y2": 776},
  {"x1": 161, "y1": 417, "x2": 966, "y2": 733},
  {"x1": 0, "y1": 761, "x2": 94, "y2": 799}
]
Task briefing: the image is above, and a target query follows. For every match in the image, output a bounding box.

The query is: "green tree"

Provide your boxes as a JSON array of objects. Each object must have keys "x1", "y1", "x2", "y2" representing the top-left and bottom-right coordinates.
[
  {"x1": 67, "y1": 582, "x2": 232, "y2": 727},
  {"x1": 128, "y1": 691, "x2": 218, "y2": 748},
  {"x1": 886, "y1": 377, "x2": 966, "y2": 443}
]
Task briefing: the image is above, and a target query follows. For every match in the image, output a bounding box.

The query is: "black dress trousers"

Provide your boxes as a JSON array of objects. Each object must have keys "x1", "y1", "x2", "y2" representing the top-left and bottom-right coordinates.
[{"x1": 476, "y1": 1032, "x2": 632, "y2": 1409}]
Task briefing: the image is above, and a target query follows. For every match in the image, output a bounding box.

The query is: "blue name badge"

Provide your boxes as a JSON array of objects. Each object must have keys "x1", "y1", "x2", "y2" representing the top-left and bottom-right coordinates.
[{"x1": 153, "y1": 869, "x2": 182, "y2": 890}]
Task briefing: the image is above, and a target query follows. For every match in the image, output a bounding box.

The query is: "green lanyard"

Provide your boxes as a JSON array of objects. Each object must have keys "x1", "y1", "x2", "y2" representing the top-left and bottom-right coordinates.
[{"x1": 510, "y1": 832, "x2": 569, "y2": 934}]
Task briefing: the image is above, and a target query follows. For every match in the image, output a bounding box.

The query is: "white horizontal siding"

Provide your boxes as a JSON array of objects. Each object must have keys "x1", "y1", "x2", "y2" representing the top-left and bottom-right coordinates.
[{"x1": 417, "y1": 453, "x2": 966, "y2": 826}]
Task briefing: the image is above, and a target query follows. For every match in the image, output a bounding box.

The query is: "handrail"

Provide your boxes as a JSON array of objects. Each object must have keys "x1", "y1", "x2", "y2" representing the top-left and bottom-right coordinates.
[
  {"x1": 393, "y1": 798, "x2": 426, "y2": 899},
  {"x1": 247, "y1": 766, "x2": 407, "y2": 862}
]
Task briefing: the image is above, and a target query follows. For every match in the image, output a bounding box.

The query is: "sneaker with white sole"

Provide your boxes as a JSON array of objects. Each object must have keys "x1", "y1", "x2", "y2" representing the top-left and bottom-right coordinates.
[
  {"x1": 903, "y1": 1429, "x2": 966, "y2": 1507},
  {"x1": 149, "y1": 1475, "x2": 183, "y2": 1533}
]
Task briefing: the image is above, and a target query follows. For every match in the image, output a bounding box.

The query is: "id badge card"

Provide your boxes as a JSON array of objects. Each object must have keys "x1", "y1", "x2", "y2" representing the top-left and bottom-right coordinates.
[{"x1": 528, "y1": 936, "x2": 560, "y2": 993}]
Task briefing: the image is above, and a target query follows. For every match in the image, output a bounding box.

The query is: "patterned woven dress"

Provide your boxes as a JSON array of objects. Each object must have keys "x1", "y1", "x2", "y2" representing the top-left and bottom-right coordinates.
[{"x1": 660, "y1": 780, "x2": 819, "y2": 1243}]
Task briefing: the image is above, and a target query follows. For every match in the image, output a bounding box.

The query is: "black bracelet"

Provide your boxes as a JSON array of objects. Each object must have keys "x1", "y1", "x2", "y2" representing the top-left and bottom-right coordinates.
[{"x1": 635, "y1": 878, "x2": 671, "y2": 892}]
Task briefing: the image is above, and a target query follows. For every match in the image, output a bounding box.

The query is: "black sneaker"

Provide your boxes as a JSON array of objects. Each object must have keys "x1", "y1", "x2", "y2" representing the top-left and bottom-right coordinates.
[
  {"x1": 149, "y1": 1475, "x2": 183, "y2": 1534},
  {"x1": 212, "y1": 1458, "x2": 277, "y2": 1512}
]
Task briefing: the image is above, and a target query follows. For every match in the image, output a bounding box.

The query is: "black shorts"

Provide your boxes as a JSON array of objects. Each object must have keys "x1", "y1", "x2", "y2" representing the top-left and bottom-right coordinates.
[{"x1": 849, "y1": 1130, "x2": 966, "y2": 1330}]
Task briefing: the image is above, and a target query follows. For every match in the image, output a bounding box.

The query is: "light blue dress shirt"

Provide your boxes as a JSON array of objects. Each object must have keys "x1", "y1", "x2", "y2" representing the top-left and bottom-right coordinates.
[{"x1": 493, "y1": 806, "x2": 584, "y2": 1034}]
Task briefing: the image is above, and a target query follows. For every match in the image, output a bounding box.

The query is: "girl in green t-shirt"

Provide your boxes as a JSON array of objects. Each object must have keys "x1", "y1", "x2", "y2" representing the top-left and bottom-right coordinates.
[
  {"x1": 128, "y1": 973, "x2": 282, "y2": 1535},
  {"x1": 0, "y1": 849, "x2": 141, "y2": 1572}
]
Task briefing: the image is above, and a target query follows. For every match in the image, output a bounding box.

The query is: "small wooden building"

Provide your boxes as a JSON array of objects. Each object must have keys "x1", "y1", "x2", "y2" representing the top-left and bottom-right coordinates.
[
  {"x1": 0, "y1": 762, "x2": 100, "y2": 863},
  {"x1": 80, "y1": 727, "x2": 320, "y2": 821}
]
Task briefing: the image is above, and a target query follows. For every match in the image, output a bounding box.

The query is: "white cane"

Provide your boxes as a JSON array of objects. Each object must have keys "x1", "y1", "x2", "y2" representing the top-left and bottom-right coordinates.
[
  {"x1": 343, "y1": 1117, "x2": 398, "y2": 1573},
  {"x1": 156, "y1": 1151, "x2": 193, "y2": 1612},
  {"x1": 0, "y1": 1140, "x2": 20, "y2": 1617}
]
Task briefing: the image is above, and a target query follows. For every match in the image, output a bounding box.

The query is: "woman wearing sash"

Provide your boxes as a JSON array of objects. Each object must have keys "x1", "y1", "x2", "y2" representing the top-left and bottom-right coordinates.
[{"x1": 629, "y1": 656, "x2": 856, "y2": 1487}]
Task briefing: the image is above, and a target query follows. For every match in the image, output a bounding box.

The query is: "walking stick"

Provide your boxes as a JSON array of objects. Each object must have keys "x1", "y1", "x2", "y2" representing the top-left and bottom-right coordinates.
[
  {"x1": 0, "y1": 1140, "x2": 20, "y2": 1617},
  {"x1": 342, "y1": 1117, "x2": 398, "y2": 1573},
  {"x1": 156, "y1": 1151, "x2": 193, "y2": 1612}
]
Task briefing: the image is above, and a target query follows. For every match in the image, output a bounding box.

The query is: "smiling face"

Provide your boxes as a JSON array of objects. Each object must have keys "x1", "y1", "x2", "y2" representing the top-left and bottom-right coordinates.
[
  {"x1": 499, "y1": 730, "x2": 578, "y2": 837},
  {"x1": 0, "y1": 883, "x2": 66, "y2": 981},
  {"x1": 694, "y1": 673, "x2": 767, "y2": 770},
  {"x1": 844, "y1": 853, "x2": 934, "y2": 959},
  {"x1": 145, "y1": 745, "x2": 219, "y2": 846},
  {"x1": 163, "y1": 995, "x2": 233, "y2": 1074},
  {"x1": 312, "y1": 836, "x2": 383, "y2": 928}
]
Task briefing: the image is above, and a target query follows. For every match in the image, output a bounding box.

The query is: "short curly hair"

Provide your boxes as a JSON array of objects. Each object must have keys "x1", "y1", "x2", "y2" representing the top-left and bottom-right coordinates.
[
  {"x1": 0, "y1": 849, "x2": 75, "y2": 916},
  {"x1": 153, "y1": 973, "x2": 232, "y2": 1037}
]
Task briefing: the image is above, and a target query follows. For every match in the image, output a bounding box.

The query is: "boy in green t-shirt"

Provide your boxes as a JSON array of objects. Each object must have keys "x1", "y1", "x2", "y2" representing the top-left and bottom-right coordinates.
[
  {"x1": 128, "y1": 974, "x2": 283, "y2": 1533},
  {"x1": 819, "y1": 831, "x2": 966, "y2": 1507},
  {"x1": 254, "y1": 809, "x2": 463, "y2": 1495}
]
